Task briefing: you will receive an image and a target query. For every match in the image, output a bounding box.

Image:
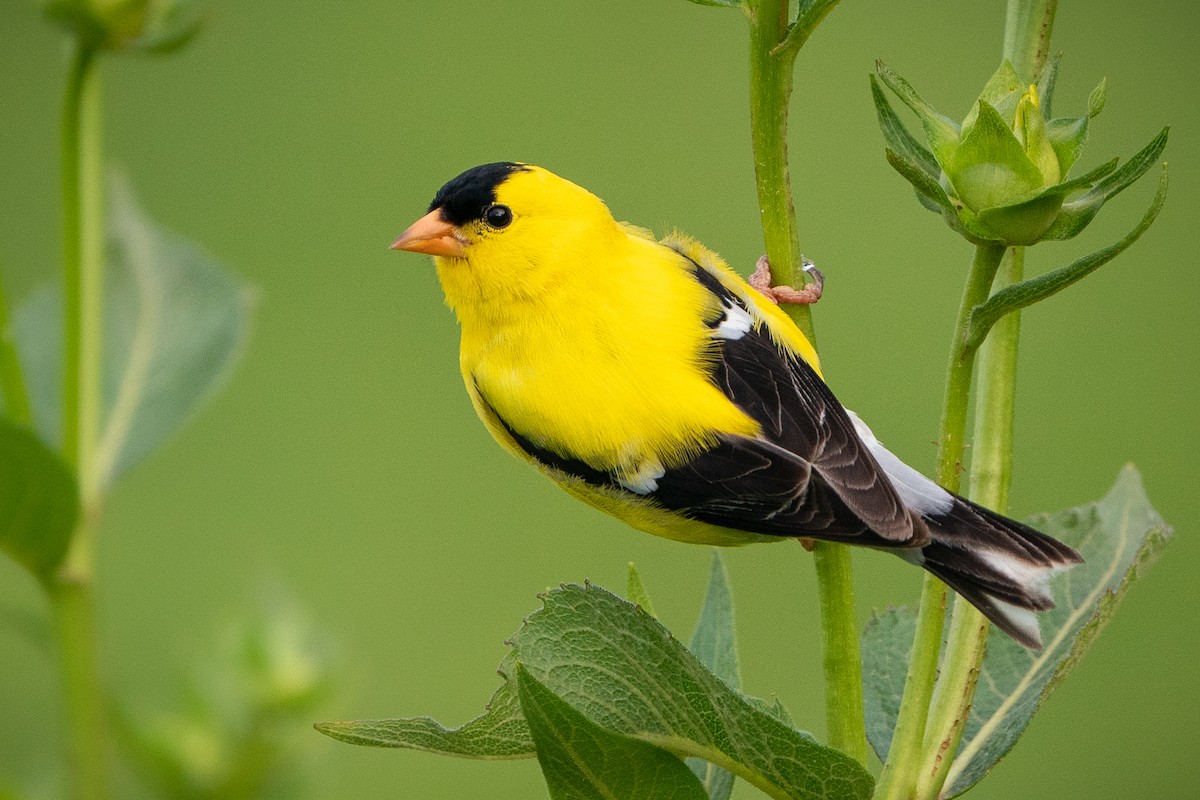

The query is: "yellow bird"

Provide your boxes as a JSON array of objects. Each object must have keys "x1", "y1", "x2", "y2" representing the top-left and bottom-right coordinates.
[{"x1": 391, "y1": 162, "x2": 1081, "y2": 649}]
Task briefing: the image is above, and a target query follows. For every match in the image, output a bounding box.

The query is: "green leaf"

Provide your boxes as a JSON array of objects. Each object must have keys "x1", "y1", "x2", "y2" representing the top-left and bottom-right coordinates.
[
  {"x1": 0, "y1": 418, "x2": 79, "y2": 583},
  {"x1": 516, "y1": 664, "x2": 709, "y2": 800},
  {"x1": 860, "y1": 468, "x2": 1172, "y2": 792},
  {"x1": 682, "y1": 0, "x2": 745, "y2": 8},
  {"x1": 1046, "y1": 115, "x2": 1089, "y2": 176},
  {"x1": 777, "y1": 0, "x2": 843, "y2": 57},
  {"x1": 14, "y1": 173, "x2": 252, "y2": 489},
  {"x1": 511, "y1": 584, "x2": 873, "y2": 800},
  {"x1": 860, "y1": 607, "x2": 917, "y2": 762},
  {"x1": 870, "y1": 75, "x2": 940, "y2": 182},
  {"x1": 965, "y1": 163, "x2": 1167, "y2": 349},
  {"x1": 314, "y1": 679, "x2": 535, "y2": 759},
  {"x1": 874, "y1": 61, "x2": 960, "y2": 168},
  {"x1": 687, "y1": 551, "x2": 740, "y2": 799},
  {"x1": 1035, "y1": 55, "x2": 1060, "y2": 118},
  {"x1": 626, "y1": 562, "x2": 658, "y2": 618},
  {"x1": 689, "y1": 551, "x2": 741, "y2": 689},
  {"x1": 882, "y1": 149, "x2": 955, "y2": 214},
  {"x1": 962, "y1": 60, "x2": 1024, "y2": 130},
  {"x1": 944, "y1": 466, "x2": 1172, "y2": 797},
  {"x1": 947, "y1": 100, "x2": 1045, "y2": 213},
  {"x1": 319, "y1": 583, "x2": 869, "y2": 799},
  {"x1": 1087, "y1": 77, "x2": 1108, "y2": 118},
  {"x1": 1042, "y1": 126, "x2": 1168, "y2": 240}
]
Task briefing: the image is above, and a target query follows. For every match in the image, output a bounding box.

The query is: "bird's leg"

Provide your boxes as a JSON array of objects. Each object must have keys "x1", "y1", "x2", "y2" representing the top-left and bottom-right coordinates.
[
  {"x1": 749, "y1": 255, "x2": 824, "y2": 305},
  {"x1": 796, "y1": 537, "x2": 817, "y2": 552}
]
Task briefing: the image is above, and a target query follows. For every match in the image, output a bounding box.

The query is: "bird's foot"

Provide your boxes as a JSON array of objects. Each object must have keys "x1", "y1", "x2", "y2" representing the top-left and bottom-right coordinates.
[
  {"x1": 796, "y1": 537, "x2": 817, "y2": 552},
  {"x1": 749, "y1": 256, "x2": 824, "y2": 305}
]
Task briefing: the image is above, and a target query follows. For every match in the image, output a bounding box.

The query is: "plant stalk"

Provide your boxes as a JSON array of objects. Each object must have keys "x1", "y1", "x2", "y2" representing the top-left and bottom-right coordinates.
[
  {"x1": 1003, "y1": 0, "x2": 1057, "y2": 83},
  {"x1": 747, "y1": 0, "x2": 863, "y2": 761},
  {"x1": 54, "y1": 40, "x2": 110, "y2": 800},
  {"x1": 874, "y1": 242, "x2": 1005, "y2": 800},
  {"x1": 915, "y1": 249, "x2": 1025, "y2": 800}
]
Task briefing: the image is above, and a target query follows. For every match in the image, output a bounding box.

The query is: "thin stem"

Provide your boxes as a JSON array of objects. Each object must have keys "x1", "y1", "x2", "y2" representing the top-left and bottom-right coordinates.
[
  {"x1": 874, "y1": 242, "x2": 1005, "y2": 800},
  {"x1": 747, "y1": 0, "x2": 863, "y2": 761},
  {"x1": 1003, "y1": 0, "x2": 1057, "y2": 83},
  {"x1": 914, "y1": 248, "x2": 1024, "y2": 800},
  {"x1": 54, "y1": 41, "x2": 110, "y2": 800},
  {"x1": 812, "y1": 541, "x2": 867, "y2": 762},
  {"x1": 0, "y1": 274, "x2": 33, "y2": 426},
  {"x1": 748, "y1": 0, "x2": 815, "y2": 345}
]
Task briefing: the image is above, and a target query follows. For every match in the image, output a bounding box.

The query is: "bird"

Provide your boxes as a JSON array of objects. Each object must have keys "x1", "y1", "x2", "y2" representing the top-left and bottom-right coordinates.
[{"x1": 390, "y1": 161, "x2": 1082, "y2": 649}]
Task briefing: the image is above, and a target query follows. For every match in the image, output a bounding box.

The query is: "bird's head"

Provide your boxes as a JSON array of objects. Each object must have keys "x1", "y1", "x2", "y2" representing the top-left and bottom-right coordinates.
[{"x1": 392, "y1": 163, "x2": 622, "y2": 308}]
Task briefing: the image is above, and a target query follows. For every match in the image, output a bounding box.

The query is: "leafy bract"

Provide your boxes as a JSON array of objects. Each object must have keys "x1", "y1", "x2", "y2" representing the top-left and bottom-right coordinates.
[
  {"x1": 861, "y1": 467, "x2": 1172, "y2": 795},
  {"x1": 14, "y1": 174, "x2": 251, "y2": 490},
  {"x1": 516, "y1": 664, "x2": 709, "y2": 800},
  {"x1": 0, "y1": 419, "x2": 79, "y2": 583}
]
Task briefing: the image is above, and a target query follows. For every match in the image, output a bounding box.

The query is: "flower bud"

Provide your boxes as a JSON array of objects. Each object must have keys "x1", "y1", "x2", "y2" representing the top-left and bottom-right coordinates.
[
  {"x1": 872, "y1": 59, "x2": 1137, "y2": 247},
  {"x1": 41, "y1": 0, "x2": 208, "y2": 53}
]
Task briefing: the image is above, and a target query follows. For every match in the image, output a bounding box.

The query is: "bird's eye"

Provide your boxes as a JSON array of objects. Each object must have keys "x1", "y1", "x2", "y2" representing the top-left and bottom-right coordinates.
[{"x1": 483, "y1": 204, "x2": 513, "y2": 229}]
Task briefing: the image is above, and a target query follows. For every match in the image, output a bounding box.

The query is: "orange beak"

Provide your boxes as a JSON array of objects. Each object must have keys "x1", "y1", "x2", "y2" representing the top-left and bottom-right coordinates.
[{"x1": 390, "y1": 209, "x2": 467, "y2": 258}]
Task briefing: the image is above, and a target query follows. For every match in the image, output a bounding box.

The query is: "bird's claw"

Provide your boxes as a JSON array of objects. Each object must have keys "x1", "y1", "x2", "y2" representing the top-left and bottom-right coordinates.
[{"x1": 749, "y1": 255, "x2": 824, "y2": 305}]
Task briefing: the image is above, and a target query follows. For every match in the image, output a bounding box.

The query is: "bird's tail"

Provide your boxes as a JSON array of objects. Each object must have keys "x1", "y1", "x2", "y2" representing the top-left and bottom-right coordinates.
[{"x1": 904, "y1": 496, "x2": 1083, "y2": 649}]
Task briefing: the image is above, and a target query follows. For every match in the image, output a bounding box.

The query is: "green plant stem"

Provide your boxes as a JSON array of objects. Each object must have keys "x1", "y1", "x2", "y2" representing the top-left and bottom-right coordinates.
[
  {"x1": 746, "y1": 0, "x2": 863, "y2": 762},
  {"x1": 1003, "y1": 0, "x2": 1057, "y2": 83},
  {"x1": 748, "y1": 0, "x2": 815, "y2": 345},
  {"x1": 54, "y1": 40, "x2": 110, "y2": 800},
  {"x1": 874, "y1": 242, "x2": 1005, "y2": 800},
  {"x1": 915, "y1": 250, "x2": 1025, "y2": 800},
  {"x1": 811, "y1": 541, "x2": 867, "y2": 762},
  {"x1": 0, "y1": 274, "x2": 33, "y2": 426}
]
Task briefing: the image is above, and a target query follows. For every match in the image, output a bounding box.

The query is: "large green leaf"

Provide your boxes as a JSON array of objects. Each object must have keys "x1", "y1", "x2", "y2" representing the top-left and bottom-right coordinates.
[
  {"x1": 0, "y1": 418, "x2": 79, "y2": 583},
  {"x1": 509, "y1": 584, "x2": 872, "y2": 800},
  {"x1": 320, "y1": 583, "x2": 872, "y2": 800},
  {"x1": 860, "y1": 467, "x2": 1172, "y2": 793},
  {"x1": 14, "y1": 174, "x2": 251, "y2": 490},
  {"x1": 516, "y1": 664, "x2": 709, "y2": 800}
]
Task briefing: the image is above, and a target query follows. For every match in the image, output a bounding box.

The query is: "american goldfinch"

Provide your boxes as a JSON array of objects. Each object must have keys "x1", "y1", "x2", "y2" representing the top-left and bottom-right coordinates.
[{"x1": 391, "y1": 162, "x2": 1081, "y2": 649}]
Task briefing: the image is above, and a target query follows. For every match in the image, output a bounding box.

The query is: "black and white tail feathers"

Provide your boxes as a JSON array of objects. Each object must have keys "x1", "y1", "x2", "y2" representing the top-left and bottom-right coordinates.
[
  {"x1": 846, "y1": 410, "x2": 1082, "y2": 649},
  {"x1": 903, "y1": 495, "x2": 1083, "y2": 649}
]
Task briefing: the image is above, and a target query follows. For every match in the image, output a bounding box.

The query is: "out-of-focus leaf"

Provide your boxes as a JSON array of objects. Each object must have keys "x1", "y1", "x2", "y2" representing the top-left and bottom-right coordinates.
[
  {"x1": 1041, "y1": 126, "x2": 1168, "y2": 240},
  {"x1": 860, "y1": 468, "x2": 1172, "y2": 793},
  {"x1": 516, "y1": 664, "x2": 709, "y2": 800},
  {"x1": 14, "y1": 174, "x2": 252, "y2": 490},
  {"x1": 0, "y1": 419, "x2": 78, "y2": 584},
  {"x1": 965, "y1": 163, "x2": 1167, "y2": 349}
]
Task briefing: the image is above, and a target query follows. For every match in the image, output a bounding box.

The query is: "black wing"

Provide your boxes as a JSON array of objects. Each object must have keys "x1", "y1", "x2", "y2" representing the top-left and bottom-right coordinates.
[{"x1": 477, "y1": 251, "x2": 927, "y2": 547}]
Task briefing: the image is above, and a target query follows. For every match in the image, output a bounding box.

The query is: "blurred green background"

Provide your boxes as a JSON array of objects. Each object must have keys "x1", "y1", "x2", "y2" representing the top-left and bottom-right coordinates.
[{"x1": 1, "y1": 1, "x2": 1196, "y2": 797}]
